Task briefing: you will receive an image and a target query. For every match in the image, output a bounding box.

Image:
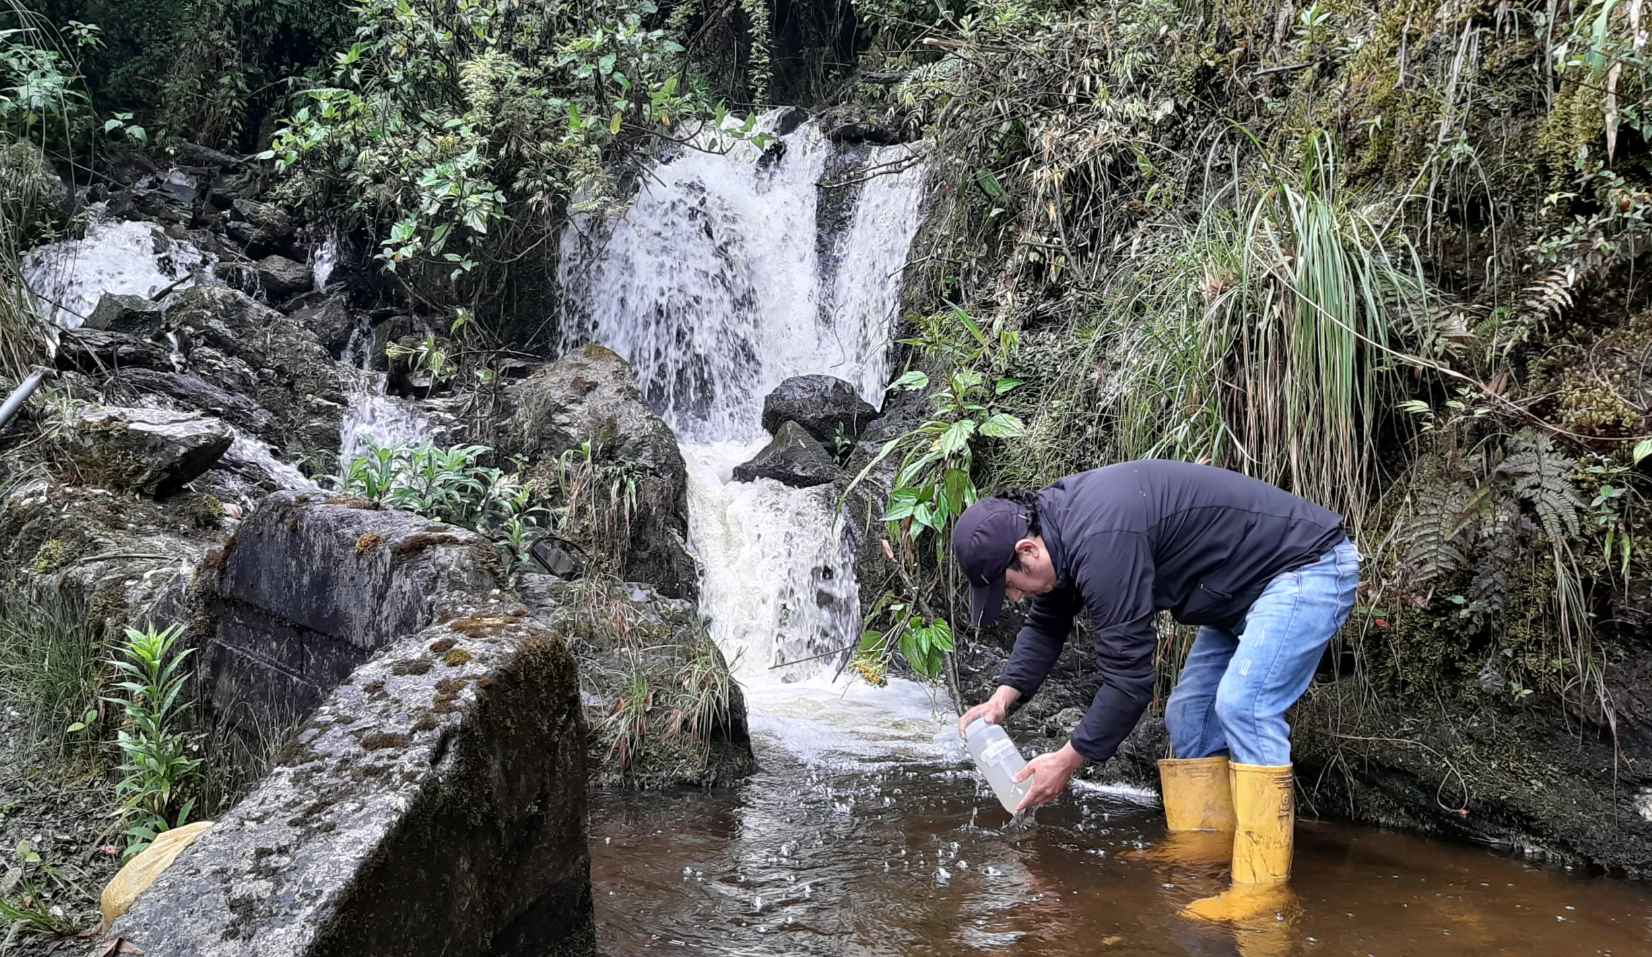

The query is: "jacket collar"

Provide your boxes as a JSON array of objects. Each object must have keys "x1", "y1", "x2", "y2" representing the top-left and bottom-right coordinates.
[{"x1": 1037, "y1": 485, "x2": 1071, "y2": 587}]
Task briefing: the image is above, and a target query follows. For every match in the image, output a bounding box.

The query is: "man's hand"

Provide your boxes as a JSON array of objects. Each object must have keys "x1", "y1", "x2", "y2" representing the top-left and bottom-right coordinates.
[
  {"x1": 957, "y1": 685, "x2": 1022, "y2": 736},
  {"x1": 1014, "y1": 742, "x2": 1087, "y2": 811}
]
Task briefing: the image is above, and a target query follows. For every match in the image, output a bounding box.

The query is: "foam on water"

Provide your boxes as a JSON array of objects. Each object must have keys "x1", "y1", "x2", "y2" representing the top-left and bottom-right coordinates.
[
  {"x1": 23, "y1": 217, "x2": 209, "y2": 329},
  {"x1": 559, "y1": 113, "x2": 933, "y2": 765}
]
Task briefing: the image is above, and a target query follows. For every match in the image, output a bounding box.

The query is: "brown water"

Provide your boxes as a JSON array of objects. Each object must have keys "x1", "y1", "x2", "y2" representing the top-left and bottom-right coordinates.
[{"x1": 591, "y1": 748, "x2": 1650, "y2": 956}]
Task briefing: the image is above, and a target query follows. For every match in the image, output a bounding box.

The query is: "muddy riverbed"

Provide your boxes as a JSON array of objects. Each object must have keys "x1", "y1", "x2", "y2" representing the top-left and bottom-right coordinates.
[{"x1": 592, "y1": 730, "x2": 1650, "y2": 956}]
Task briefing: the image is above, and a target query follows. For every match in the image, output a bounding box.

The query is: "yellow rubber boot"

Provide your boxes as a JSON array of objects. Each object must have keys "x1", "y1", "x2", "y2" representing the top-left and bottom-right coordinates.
[
  {"x1": 1183, "y1": 763, "x2": 1294, "y2": 922},
  {"x1": 1157, "y1": 756, "x2": 1236, "y2": 831},
  {"x1": 1146, "y1": 756, "x2": 1236, "y2": 864}
]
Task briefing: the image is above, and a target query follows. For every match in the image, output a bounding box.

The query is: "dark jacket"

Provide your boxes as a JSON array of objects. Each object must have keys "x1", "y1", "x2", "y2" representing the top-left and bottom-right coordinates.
[{"x1": 998, "y1": 460, "x2": 1345, "y2": 763}]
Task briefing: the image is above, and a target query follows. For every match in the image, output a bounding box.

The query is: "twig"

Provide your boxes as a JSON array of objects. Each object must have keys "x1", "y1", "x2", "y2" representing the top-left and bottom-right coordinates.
[{"x1": 1326, "y1": 732, "x2": 1470, "y2": 815}]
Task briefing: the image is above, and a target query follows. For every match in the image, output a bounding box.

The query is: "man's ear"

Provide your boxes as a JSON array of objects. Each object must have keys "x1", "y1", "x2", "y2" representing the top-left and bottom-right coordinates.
[{"x1": 1015, "y1": 537, "x2": 1039, "y2": 558}]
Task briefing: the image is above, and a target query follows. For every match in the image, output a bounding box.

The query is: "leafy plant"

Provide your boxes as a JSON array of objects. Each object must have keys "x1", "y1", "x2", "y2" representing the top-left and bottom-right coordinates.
[
  {"x1": 332, "y1": 438, "x2": 547, "y2": 574},
  {"x1": 107, "y1": 624, "x2": 201, "y2": 858}
]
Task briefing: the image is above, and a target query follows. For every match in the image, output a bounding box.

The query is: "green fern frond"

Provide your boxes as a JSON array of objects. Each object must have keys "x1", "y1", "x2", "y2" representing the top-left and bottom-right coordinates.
[
  {"x1": 1495, "y1": 430, "x2": 1582, "y2": 542},
  {"x1": 1400, "y1": 479, "x2": 1473, "y2": 582}
]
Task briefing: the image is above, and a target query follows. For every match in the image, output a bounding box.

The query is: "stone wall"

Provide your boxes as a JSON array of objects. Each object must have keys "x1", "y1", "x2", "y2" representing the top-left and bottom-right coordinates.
[{"x1": 103, "y1": 492, "x2": 595, "y2": 956}]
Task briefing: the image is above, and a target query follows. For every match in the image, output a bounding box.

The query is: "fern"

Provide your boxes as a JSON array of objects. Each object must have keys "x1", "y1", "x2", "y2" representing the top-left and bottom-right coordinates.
[
  {"x1": 1469, "y1": 499, "x2": 1526, "y2": 627},
  {"x1": 1400, "y1": 479, "x2": 1473, "y2": 582},
  {"x1": 1495, "y1": 430, "x2": 1582, "y2": 543}
]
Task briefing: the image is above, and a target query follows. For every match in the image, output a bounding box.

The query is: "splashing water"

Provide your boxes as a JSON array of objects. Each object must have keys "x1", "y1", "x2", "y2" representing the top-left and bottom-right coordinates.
[
  {"x1": 311, "y1": 234, "x2": 341, "y2": 293},
  {"x1": 560, "y1": 113, "x2": 939, "y2": 764},
  {"x1": 23, "y1": 217, "x2": 209, "y2": 329},
  {"x1": 336, "y1": 321, "x2": 433, "y2": 466}
]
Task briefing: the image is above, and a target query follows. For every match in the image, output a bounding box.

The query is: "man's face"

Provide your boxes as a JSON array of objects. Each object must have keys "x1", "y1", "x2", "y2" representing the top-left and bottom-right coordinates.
[{"x1": 1003, "y1": 538, "x2": 1058, "y2": 602}]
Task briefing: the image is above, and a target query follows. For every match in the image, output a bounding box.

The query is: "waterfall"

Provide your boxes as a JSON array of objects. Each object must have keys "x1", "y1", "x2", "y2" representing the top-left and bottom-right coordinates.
[{"x1": 560, "y1": 113, "x2": 945, "y2": 760}]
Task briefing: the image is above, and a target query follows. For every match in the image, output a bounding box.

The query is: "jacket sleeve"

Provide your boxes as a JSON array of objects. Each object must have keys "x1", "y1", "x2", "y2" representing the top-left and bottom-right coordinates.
[
  {"x1": 997, "y1": 586, "x2": 1082, "y2": 702},
  {"x1": 1069, "y1": 531, "x2": 1158, "y2": 763}
]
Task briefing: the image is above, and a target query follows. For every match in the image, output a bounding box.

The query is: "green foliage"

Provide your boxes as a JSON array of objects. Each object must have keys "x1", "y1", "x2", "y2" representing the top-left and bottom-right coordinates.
[
  {"x1": 0, "y1": 584, "x2": 103, "y2": 763},
  {"x1": 261, "y1": 0, "x2": 722, "y2": 311},
  {"x1": 851, "y1": 305, "x2": 1025, "y2": 559},
  {"x1": 857, "y1": 593, "x2": 954, "y2": 683},
  {"x1": 107, "y1": 624, "x2": 201, "y2": 858},
  {"x1": 535, "y1": 440, "x2": 639, "y2": 575},
  {"x1": 331, "y1": 438, "x2": 545, "y2": 575}
]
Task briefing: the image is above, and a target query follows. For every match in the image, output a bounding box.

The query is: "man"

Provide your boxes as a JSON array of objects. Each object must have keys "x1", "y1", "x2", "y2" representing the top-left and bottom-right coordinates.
[{"x1": 952, "y1": 460, "x2": 1359, "y2": 920}]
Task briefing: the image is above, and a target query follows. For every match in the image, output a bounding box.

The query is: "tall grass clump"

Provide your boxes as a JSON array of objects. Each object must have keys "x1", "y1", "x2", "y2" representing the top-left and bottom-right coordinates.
[
  {"x1": 998, "y1": 133, "x2": 1430, "y2": 533},
  {"x1": 0, "y1": 584, "x2": 104, "y2": 762}
]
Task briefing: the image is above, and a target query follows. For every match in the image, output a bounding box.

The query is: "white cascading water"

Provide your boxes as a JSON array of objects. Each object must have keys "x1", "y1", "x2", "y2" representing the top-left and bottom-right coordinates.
[
  {"x1": 337, "y1": 321, "x2": 434, "y2": 465},
  {"x1": 23, "y1": 218, "x2": 209, "y2": 329},
  {"x1": 560, "y1": 113, "x2": 951, "y2": 763}
]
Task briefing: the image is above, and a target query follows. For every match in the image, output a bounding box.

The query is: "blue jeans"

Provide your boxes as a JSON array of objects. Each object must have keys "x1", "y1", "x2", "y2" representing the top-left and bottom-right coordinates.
[{"x1": 1164, "y1": 539, "x2": 1360, "y2": 766}]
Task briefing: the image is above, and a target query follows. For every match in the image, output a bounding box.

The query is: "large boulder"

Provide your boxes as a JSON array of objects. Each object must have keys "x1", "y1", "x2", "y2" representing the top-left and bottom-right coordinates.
[
  {"x1": 520, "y1": 574, "x2": 755, "y2": 788},
  {"x1": 733, "y1": 420, "x2": 841, "y2": 488},
  {"x1": 760, "y1": 374, "x2": 878, "y2": 445},
  {"x1": 165, "y1": 285, "x2": 349, "y2": 471},
  {"x1": 493, "y1": 344, "x2": 696, "y2": 598},
  {"x1": 105, "y1": 492, "x2": 595, "y2": 956},
  {"x1": 65, "y1": 406, "x2": 233, "y2": 497}
]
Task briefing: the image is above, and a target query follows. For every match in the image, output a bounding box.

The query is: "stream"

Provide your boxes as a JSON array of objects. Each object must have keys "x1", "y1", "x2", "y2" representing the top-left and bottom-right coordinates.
[{"x1": 590, "y1": 736, "x2": 1651, "y2": 956}]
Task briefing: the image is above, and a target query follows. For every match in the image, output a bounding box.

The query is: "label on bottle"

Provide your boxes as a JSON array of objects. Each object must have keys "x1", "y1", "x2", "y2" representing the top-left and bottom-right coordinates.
[{"x1": 979, "y1": 737, "x2": 1018, "y2": 769}]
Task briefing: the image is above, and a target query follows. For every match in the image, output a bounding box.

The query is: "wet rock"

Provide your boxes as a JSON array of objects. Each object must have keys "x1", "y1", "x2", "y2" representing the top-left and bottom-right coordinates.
[
  {"x1": 229, "y1": 198, "x2": 295, "y2": 256},
  {"x1": 733, "y1": 420, "x2": 841, "y2": 488},
  {"x1": 254, "y1": 254, "x2": 312, "y2": 300},
  {"x1": 520, "y1": 573, "x2": 755, "y2": 788},
  {"x1": 65, "y1": 406, "x2": 233, "y2": 497},
  {"x1": 164, "y1": 285, "x2": 349, "y2": 469},
  {"x1": 760, "y1": 374, "x2": 878, "y2": 445},
  {"x1": 289, "y1": 296, "x2": 355, "y2": 359},
  {"x1": 84, "y1": 292, "x2": 164, "y2": 336},
  {"x1": 172, "y1": 142, "x2": 243, "y2": 170},
  {"x1": 108, "y1": 493, "x2": 595, "y2": 956},
  {"x1": 157, "y1": 170, "x2": 203, "y2": 207},
  {"x1": 102, "y1": 368, "x2": 275, "y2": 435},
  {"x1": 493, "y1": 344, "x2": 697, "y2": 599},
  {"x1": 54, "y1": 328, "x2": 171, "y2": 374}
]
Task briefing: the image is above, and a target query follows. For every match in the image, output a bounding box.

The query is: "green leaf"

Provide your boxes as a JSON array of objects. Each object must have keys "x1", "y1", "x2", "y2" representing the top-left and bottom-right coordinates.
[
  {"x1": 994, "y1": 377, "x2": 1023, "y2": 395},
  {"x1": 1634, "y1": 438, "x2": 1652, "y2": 465},
  {"x1": 938, "y1": 419, "x2": 976, "y2": 456},
  {"x1": 891, "y1": 370, "x2": 929, "y2": 391},
  {"x1": 974, "y1": 169, "x2": 1003, "y2": 197},
  {"x1": 979, "y1": 413, "x2": 1026, "y2": 438}
]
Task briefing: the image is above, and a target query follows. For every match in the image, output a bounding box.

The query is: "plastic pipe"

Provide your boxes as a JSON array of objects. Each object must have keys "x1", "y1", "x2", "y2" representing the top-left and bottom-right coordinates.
[{"x1": 0, "y1": 370, "x2": 46, "y2": 432}]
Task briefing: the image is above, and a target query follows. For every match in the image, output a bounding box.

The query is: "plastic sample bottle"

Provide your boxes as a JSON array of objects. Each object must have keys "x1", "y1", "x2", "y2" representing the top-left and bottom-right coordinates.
[{"x1": 963, "y1": 717, "x2": 1033, "y2": 814}]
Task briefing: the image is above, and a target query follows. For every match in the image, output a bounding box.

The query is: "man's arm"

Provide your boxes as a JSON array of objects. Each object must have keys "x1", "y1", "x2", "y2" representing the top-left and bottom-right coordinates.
[
  {"x1": 1069, "y1": 532, "x2": 1158, "y2": 763},
  {"x1": 997, "y1": 586, "x2": 1083, "y2": 703}
]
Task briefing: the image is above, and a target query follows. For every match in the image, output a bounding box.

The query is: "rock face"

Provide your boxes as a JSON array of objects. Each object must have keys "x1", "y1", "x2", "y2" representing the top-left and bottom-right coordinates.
[
  {"x1": 733, "y1": 420, "x2": 841, "y2": 487},
  {"x1": 290, "y1": 296, "x2": 356, "y2": 360},
  {"x1": 66, "y1": 406, "x2": 233, "y2": 497},
  {"x1": 54, "y1": 328, "x2": 171, "y2": 374},
  {"x1": 102, "y1": 368, "x2": 277, "y2": 435},
  {"x1": 494, "y1": 344, "x2": 697, "y2": 598},
  {"x1": 760, "y1": 374, "x2": 878, "y2": 444},
  {"x1": 165, "y1": 284, "x2": 349, "y2": 470},
  {"x1": 197, "y1": 491, "x2": 498, "y2": 734},
  {"x1": 107, "y1": 492, "x2": 595, "y2": 956},
  {"x1": 520, "y1": 574, "x2": 755, "y2": 788}
]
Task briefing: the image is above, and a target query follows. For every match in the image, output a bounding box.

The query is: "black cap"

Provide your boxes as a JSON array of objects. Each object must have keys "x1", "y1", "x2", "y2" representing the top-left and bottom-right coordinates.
[{"x1": 952, "y1": 496, "x2": 1032, "y2": 626}]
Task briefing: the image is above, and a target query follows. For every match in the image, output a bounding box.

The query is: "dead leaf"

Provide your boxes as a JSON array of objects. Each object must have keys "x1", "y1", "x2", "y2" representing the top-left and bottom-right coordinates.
[{"x1": 1102, "y1": 936, "x2": 1123, "y2": 946}]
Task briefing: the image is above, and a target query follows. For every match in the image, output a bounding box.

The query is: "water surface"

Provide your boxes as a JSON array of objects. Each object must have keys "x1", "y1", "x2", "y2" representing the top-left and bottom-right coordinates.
[{"x1": 592, "y1": 744, "x2": 1649, "y2": 957}]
